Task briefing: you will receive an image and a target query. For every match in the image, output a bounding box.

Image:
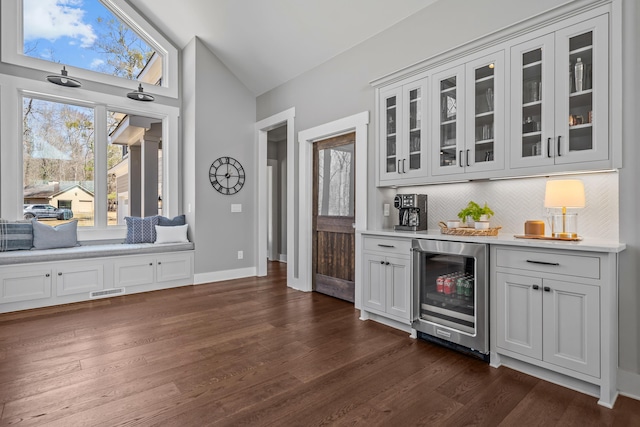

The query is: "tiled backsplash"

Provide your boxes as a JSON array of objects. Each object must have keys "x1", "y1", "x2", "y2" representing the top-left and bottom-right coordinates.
[{"x1": 387, "y1": 171, "x2": 619, "y2": 240}]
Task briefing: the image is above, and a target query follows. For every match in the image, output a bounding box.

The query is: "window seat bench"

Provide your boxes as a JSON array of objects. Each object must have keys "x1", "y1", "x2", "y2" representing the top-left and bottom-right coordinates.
[{"x1": 0, "y1": 242, "x2": 195, "y2": 314}]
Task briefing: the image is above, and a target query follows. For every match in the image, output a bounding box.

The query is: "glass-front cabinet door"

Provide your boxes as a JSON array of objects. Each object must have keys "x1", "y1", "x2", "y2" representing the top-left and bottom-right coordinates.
[
  {"x1": 511, "y1": 14, "x2": 608, "y2": 169},
  {"x1": 554, "y1": 15, "x2": 608, "y2": 165},
  {"x1": 464, "y1": 51, "x2": 504, "y2": 173},
  {"x1": 431, "y1": 65, "x2": 464, "y2": 176},
  {"x1": 378, "y1": 78, "x2": 428, "y2": 184}
]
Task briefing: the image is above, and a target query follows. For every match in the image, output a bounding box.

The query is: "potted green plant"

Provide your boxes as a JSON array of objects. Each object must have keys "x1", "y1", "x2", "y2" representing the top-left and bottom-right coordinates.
[{"x1": 457, "y1": 201, "x2": 495, "y2": 226}]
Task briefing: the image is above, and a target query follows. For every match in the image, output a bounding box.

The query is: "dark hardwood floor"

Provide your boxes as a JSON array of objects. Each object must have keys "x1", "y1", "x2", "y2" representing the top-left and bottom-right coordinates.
[{"x1": 0, "y1": 261, "x2": 639, "y2": 426}]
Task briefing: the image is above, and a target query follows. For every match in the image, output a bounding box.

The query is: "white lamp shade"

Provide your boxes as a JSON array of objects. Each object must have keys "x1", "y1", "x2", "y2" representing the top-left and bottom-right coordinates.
[{"x1": 544, "y1": 179, "x2": 586, "y2": 208}]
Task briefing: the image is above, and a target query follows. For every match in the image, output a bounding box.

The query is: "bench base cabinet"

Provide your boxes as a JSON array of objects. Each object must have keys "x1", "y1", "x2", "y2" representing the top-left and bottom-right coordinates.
[
  {"x1": 0, "y1": 250, "x2": 194, "y2": 314},
  {"x1": 491, "y1": 246, "x2": 617, "y2": 408}
]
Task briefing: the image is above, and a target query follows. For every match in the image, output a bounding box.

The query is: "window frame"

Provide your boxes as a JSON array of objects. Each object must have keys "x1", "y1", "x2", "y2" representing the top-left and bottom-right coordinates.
[
  {"x1": 0, "y1": 73, "x2": 180, "y2": 241},
  {"x1": 1, "y1": 0, "x2": 179, "y2": 99}
]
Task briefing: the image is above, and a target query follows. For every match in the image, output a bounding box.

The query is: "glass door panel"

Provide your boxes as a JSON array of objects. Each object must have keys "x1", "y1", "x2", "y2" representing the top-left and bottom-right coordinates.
[
  {"x1": 385, "y1": 95, "x2": 398, "y2": 174},
  {"x1": 567, "y1": 31, "x2": 593, "y2": 153},
  {"x1": 440, "y1": 77, "x2": 457, "y2": 168},
  {"x1": 407, "y1": 87, "x2": 422, "y2": 171},
  {"x1": 473, "y1": 63, "x2": 495, "y2": 164},
  {"x1": 521, "y1": 48, "x2": 543, "y2": 159}
]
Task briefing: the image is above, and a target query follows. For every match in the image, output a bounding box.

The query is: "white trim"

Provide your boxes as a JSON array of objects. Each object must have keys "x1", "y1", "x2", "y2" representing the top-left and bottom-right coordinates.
[
  {"x1": 255, "y1": 108, "x2": 295, "y2": 287},
  {"x1": 297, "y1": 111, "x2": 369, "y2": 305},
  {"x1": 0, "y1": 0, "x2": 179, "y2": 98},
  {"x1": 194, "y1": 267, "x2": 257, "y2": 285}
]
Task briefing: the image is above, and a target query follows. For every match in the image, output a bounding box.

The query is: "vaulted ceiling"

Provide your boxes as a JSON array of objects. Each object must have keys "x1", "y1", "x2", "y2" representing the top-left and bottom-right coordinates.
[{"x1": 129, "y1": 0, "x2": 439, "y2": 96}]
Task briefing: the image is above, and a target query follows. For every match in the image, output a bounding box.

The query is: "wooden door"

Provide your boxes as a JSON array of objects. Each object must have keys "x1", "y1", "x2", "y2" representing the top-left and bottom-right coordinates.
[{"x1": 313, "y1": 132, "x2": 355, "y2": 302}]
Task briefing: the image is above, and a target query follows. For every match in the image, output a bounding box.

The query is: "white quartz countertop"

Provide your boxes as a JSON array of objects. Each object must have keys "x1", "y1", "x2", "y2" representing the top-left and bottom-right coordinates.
[{"x1": 360, "y1": 229, "x2": 626, "y2": 253}]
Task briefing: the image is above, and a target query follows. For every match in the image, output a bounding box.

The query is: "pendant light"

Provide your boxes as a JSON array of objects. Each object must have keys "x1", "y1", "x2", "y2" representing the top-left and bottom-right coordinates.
[
  {"x1": 46, "y1": 66, "x2": 82, "y2": 87},
  {"x1": 127, "y1": 83, "x2": 155, "y2": 102}
]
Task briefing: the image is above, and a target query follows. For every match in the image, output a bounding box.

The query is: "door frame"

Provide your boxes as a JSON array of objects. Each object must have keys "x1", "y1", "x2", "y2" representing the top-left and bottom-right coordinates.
[
  {"x1": 298, "y1": 111, "x2": 369, "y2": 307},
  {"x1": 255, "y1": 108, "x2": 295, "y2": 286}
]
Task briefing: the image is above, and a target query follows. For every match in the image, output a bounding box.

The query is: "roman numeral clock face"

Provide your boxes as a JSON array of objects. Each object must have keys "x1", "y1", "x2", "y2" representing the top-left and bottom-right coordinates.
[{"x1": 209, "y1": 157, "x2": 246, "y2": 195}]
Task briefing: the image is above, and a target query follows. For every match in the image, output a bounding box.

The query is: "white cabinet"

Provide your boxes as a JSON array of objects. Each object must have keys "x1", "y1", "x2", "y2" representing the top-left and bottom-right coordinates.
[
  {"x1": 114, "y1": 258, "x2": 155, "y2": 288},
  {"x1": 510, "y1": 14, "x2": 609, "y2": 170},
  {"x1": 0, "y1": 267, "x2": 52, "y2": 304},
  {"x1": 156, "y1": 253, "x2": 193, "y2": 283},
  {"x1": 491, "y1": 245, "x2": 618, "y2": 407},
  {"x1": 113, "y1": 252, "x2": 193, "y2": 287},
  {"x1": 496, "y1": 272, "x2": 600, "y2": 377},
  {"x1": 56, "y1": 261, "x2": 104, "y2": 296},
  {"x1": 378, "y1": 77, "x2": 428, "y2": 184},
  {"x1": 361, "y1": 236, "x2": 411, "y2": 324},
  {"x1": 432, "y1": 50, "x2": 505, "y2": 178}
]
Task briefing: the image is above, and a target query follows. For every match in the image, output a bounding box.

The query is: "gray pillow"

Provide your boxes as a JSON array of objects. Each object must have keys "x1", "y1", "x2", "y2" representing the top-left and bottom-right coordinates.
[
  {"x1": 157, "y1": 215, "x2": 186, "y2": 227},
  {"x1": 125, "y1": 216, "x2": 159, "y2": 243},
  {"x1": 0, "y1": 221, "x2": 33, "y2": 251},
  {"x1": 32, "y1": 219, "x2": 78, "y2": 250}
]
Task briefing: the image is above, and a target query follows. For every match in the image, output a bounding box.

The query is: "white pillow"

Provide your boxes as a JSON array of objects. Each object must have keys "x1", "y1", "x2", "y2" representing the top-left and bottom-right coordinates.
[{"x1": 154, "y1": 224, "x2": 189, "y2": 244}]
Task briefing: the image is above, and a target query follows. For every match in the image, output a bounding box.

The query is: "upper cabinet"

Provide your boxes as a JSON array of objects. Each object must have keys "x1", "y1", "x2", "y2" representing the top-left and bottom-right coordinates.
[
  {"x1": 379, "y1": 77, "x2": 428, "y2": 184},
  {"x1": 373, "y1": 4, "x2": 616, "y2": 187},
  {"x1": 431, "y1": 51, "x2": 505, "y2": 178},
  {"x1": 510, "y1": 14, "x2": 609, "y2": 170}
]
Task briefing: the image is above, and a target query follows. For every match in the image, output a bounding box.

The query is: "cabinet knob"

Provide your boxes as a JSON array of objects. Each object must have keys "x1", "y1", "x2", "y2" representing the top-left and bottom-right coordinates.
[
  {"x1": 58, "y1": 272, "x2": 62, "y2": 276},
  {"x1": 532, "y1": 285, "x2": 539, "y2": 290},
  {"x1": 380, "y1": 260, "x2": 385, "y2": 264},
  {"x1": 45, "y1": 273, "x2": 50, "y2": 277},
  {"x1": 544, "y1": 286, "x2": 551, "y2": 292},
  {"x1": 385, "y1": 262, "x2": 390, "y2": 265},
  {"x1": 158, "y1": 262, "x2": 162, "y2": 265},
  {"x1": 149, "y1": 263, "x2": 153, "y2": 266}
]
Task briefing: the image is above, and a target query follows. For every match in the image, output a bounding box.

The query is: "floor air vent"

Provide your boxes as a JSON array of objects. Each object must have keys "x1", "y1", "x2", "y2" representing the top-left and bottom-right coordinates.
[{"x1": 90, "y1": 288, "x2": 125, "y2": 299}]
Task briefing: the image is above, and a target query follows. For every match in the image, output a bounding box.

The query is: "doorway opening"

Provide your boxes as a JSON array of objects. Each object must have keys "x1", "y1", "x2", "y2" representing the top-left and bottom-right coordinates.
[{"x1": 267, "y1": 125, "x2": 288, "y2": 264}]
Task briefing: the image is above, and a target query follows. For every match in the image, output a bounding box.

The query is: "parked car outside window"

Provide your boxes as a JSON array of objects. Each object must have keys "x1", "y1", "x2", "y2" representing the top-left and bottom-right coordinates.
[{"x1": 23, "y1": 204, "x2": 73, "y2": 220}]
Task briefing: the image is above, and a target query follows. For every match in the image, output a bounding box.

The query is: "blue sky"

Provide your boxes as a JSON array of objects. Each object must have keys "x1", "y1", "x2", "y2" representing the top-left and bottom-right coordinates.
[{"x1": 23, "y1": 0, "x2": 151, "y2": 74}]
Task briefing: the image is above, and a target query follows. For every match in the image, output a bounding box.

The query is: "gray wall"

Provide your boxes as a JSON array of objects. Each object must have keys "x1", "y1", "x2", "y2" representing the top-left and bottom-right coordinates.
[
  {"x1": 256, "y1": 0, "x2": 640, "y2": 379},
  {"x1": 183, "y1": 37, "x2": 257, "y2": 275}
]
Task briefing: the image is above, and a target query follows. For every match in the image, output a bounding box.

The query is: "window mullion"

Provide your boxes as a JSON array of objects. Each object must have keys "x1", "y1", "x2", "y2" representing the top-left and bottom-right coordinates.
[{"x1": 94, "y1": 105, "x2": 108, "y2": 228}]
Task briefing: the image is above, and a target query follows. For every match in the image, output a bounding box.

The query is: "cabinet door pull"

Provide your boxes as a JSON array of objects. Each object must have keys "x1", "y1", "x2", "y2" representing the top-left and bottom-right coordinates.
[
  {"x1": 459, "y1": 151, "x2": 463, "y2": 167},
  {"x1": 532, "y1": 285, "x2": 540, "y2": 290},
  {"x1": 466, "y1": 149, "x2": 470, "y2": 167},
  {"x1": 402, "y1": 159, "x2": 406, "y2": 173},
  {"x1": 557, "y1": 136, "x2": 562, "y2": 157},
  {"x1": 377, "y1": 244, "x2": 395, "y2": 248},
  {"x1": 385, "y1": 262, "x2": 390, "y2": 265},
  {"x1": 58, "y1": 272, "x2": 62, "y2": 276},
  {"x1": 547, "y1": 138, "x2": 553, "y2": 158},
  {"x1": 149, "y1": 263, "x2": 153, "y2": 266},
  {"x1": 397, "y1": 160, "x2": 402, "y2": 174},
  {"x1": 45, "y1": 273, "x2": 50, "y2": 277},
  {"x1": 544, "y1": 286, "x2": 551, "y2": 292},
  {"x1": 380, "y1": 260, "x2": 385, "y2": 264},
  {"x1": 526, "y1": 259, "x2": 560, "y2": 266}
]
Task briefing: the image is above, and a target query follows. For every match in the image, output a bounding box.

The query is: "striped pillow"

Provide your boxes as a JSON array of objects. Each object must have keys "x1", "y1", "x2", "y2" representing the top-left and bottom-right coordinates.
[{"x1": 0, "y1": 220, "x2": 33, "y2": 251}]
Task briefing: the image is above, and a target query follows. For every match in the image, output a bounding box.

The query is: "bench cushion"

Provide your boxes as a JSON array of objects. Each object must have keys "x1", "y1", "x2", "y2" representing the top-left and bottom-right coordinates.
[{"x1": 0, "y1": 242, "x2": 194, "y2": 266}]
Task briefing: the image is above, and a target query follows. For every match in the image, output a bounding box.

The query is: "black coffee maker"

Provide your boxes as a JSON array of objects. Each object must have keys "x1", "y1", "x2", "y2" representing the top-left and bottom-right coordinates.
[{"x1": 393, "y1": 194, "x2": 428, "y2": 231}]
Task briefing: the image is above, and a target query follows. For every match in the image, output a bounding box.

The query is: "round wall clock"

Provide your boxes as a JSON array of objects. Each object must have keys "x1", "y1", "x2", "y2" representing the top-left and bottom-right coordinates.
[{"x1": 209, "y1": 156, "x2": 246, "y2": 195}]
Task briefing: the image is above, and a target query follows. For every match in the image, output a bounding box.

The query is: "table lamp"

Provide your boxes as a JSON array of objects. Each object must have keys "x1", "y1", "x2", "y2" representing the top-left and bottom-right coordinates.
[{"x1": 543, "y1": 179, "x2": 585, "y2": 238}]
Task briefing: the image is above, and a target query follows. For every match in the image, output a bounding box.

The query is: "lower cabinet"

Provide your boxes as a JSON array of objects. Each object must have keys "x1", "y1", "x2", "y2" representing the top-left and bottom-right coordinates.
[
  {"x1": 491, "y1": 245, "x2": 617, "y2": 407},
  {"x1": 361, "y1": 236, "x2": 411, "y2": 324},
  {"x1": 496, "y1": 272, "x2": 600, "y2": 378},
  {"x1": 0, "y1": 250, "x2": 194, "y2": 314}
]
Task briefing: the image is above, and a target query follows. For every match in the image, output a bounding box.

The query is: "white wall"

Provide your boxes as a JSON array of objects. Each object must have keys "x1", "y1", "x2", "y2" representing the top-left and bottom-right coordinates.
[
  {"x1": 183, "y1": 37, "x2": 257, "y2": 279},
  {"x1": 256, "y1": 0, "x2": 640, "y2": 388}
]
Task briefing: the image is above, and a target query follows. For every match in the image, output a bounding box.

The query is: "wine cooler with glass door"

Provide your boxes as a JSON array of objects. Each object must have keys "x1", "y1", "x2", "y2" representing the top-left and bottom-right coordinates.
[{"x1": 412, "y1": 239, "x2": 489, "y2": 361}]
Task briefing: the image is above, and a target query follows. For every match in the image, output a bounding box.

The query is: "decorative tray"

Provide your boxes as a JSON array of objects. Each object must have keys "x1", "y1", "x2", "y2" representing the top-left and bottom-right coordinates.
[
  {"x1": 514, "y1": 234, "x2": 583, "y2": 242},
  {"x1": 438, "y1": 222, "x2": 501, "y2": 236}
]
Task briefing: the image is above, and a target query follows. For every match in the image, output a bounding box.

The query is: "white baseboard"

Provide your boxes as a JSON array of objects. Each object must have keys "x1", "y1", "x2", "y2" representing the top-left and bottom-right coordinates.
[
  {"x1": 279, "y1": 254, "x2": 287, "y2": 263},
  {"x1": 194, "y1": 267, "x2": 257, "y2": 284},
  {"x1": 618, "y1": 369, "x2": 640, "y2": 401}
]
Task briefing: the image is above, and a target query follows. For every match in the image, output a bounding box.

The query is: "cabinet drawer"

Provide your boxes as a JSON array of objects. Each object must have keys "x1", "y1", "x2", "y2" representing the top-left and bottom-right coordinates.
[
  {"x1": 363, "y1": 236, "x2": 411, "y2": 256},
  {"x1": 496, "y1": 248, "x2": 600, "y2": 279}
]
